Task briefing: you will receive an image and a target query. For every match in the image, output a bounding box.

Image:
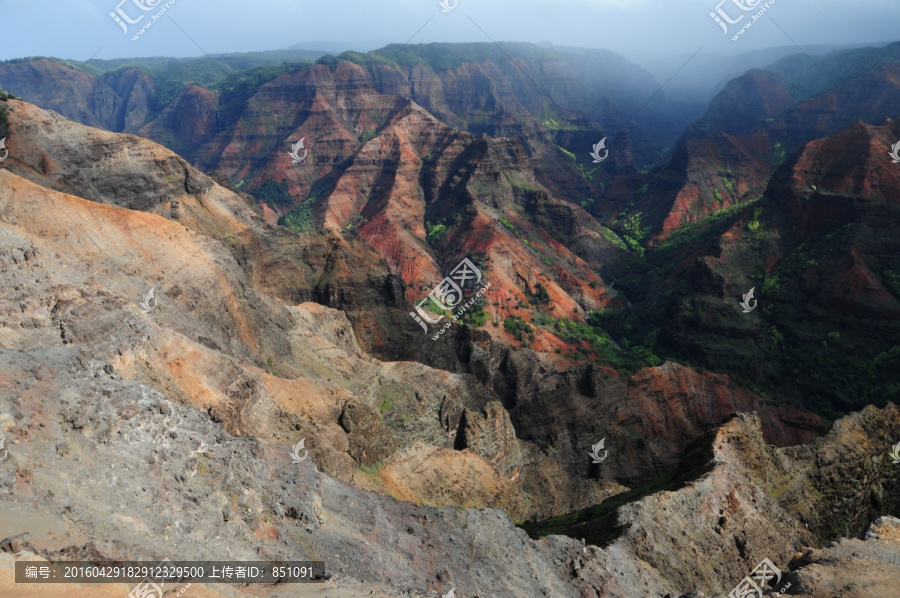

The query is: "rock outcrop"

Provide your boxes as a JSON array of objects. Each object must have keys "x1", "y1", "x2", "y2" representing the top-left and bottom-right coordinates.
[{"x1": 527, "y1": 407, "x2": 900, "y2": 596}]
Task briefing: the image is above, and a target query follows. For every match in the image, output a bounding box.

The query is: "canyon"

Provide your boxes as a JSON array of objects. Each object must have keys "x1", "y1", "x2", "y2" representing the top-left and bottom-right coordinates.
[{"x1": 0, "y1": 40, "x2": 899, "y2": 596}]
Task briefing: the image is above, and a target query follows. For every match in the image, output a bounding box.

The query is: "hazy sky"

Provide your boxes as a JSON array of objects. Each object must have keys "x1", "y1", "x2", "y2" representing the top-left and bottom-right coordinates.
[{"x1": 0, "y1": 0, "x2": 896, "y2": 64}]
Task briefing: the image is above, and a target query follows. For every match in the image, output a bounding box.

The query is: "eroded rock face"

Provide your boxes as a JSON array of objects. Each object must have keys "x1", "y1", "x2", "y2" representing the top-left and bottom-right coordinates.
[
  {"x1": 625, "y1": 362, "x2": 824, "y2": 448},
  {"x1": 637, "y1": 117, "x2": 900, "y2": 414},
  {"x1": 635, "y1": 63, "x2": 900, "y2": 239},
  {"x1": 339, "y1": 399, "x2": 397, "y2": 466},
  {"x1": 456, "y1": 401, "x2": 521, "y2": 475},
  {"x1": 553, "y1": 408, "x2": 900, "y2": 596},
  {"x1": 0, "y1": 59, "x2": 126, "y2": 131},
  {"x1": 137, "y1": 83, "x2": 220, "y2": 157},
  {"x1": 3, "y1": 95, "x2": 896, "y2": 597},
  {"x1": 787, "y1": 516, "x2": 900, "y2": 598},
  {"x1": 464, "y1": 335, "x2": 826, "y2": 491}
]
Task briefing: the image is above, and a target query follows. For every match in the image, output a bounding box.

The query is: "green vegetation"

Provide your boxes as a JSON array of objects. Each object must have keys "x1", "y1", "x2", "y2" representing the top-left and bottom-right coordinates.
[
  {"x1": 747, "y1": 207, "x2": 763, "y2": 232},
  {"x1": 757, "y1": 238, "x2": 830, "y2": 292},
  {"x1": 279, "y1": 198, "x2": 317, "y2": 233},
  {"x1": 759, "y1": 273, "x2": 780, "y2": 295},
  {"x1": 613, "y1": 211, "x2": 651, "y2": 257},
  {"x1": 504, "y1": 316, "x2": 535, "y2": 346},
  {"x1": 769, "y1": 326, "x2": 784, "y2": 346},
  {"x1": 213, "y1": 62, "x2": 312, "y2": 124},
  {"x1": 654, "y1": 200, "x2": 758, "y2": 257},
  {"x1": 619, "y1": 212, "x2": 649, "y2": 243},
  {"x1": 330, "y1": 42, "x2": 566, "y2": 71},
  {"x1": 823, "y1": 331, "x2": 841, "y2": 347},
  {"x1": 425, "y1": 221, "x2": 448, "y2": 246},
  {"x1": 47, "y1": 52, "x2": 316, "y2": 117},
  {"x1": 360, "y1": 128, "x2": 377, "y2": 143},
  {"x1": 770, "y1": 142, "x2": 787, "y2": 166},
  {"x1": 538, "y1": 105, "x2": 580, "y2": 132},
  {"x1": 379, "y1": 395, "x2": 395, "y2": 414},
  {"x1": 277, "y1": 184, "x2": 331, "y2": 233},
  {"x1": 713, "y1": 189, "x2": 724, "y2": 204},
  {"x1": 499, "y1": 217, "x2": 537, "y2": 250},
  {"x1": 461, "y1": 297, "x2": 490, "y2": 328},
  {"x1": 0, "y1": 89, "x2": 10, "y2": 135},
  {"x1": 530, "y1": 282, "x2": 551, "y2": 304},
  {"x1": 532, "y1": 313, "x2": 663, "y2": 374},
  {"x1": 556, "y1": 144, "x2": 603, "y2": 181},
  {"x1": 557, "y1": 146, "x2": 577, "y2": 162},
  {"x1": 344, "y1": 215, "x2": 366, "y2": 233},
  {"x1": 466, "y1": 251, "x2": 489, "y2": 274},
  {"x1": 359, "y1": 460, "x2": 385, "y2": 476},
  {"x1": 600, "y1": 227, "x2": 627, "y2": 250},
  {"x1": 884, "y1": 269, "x2": 900, "y2": 298},
  {"x1": 419, "y1": 295, "x2": 447, "y2": 317},
  {"x1": 731, "y1": 225, "x2": 900, "y2": 415},
  {"x1": 767, "y1": 42, "x2": 900, "y2": 103},
  {"x1": 787, "y1": 343, "x2": 900, "y2": 417},
  {"x1": 256, "y1": 180, "x2": 294, "y2": 209}
]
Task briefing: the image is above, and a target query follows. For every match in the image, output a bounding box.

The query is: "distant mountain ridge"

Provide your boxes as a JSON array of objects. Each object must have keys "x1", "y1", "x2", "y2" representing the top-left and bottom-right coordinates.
[{"x1": 2, "y1": 40, "x2": 900, "y2": 419}]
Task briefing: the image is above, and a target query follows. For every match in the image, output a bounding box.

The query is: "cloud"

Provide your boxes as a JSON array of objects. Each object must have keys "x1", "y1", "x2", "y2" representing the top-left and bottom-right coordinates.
[{"x1": 0, "y1": 0, "x2": 896, "y2": 63}]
